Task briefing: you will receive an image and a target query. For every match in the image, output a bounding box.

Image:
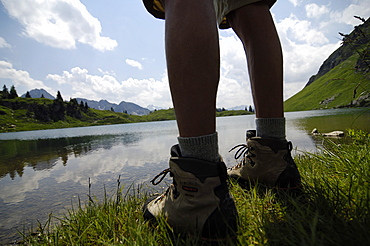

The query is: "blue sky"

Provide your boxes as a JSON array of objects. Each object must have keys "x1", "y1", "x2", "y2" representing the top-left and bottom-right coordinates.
[{"x1": 0, "y1": 0, "x2": 369, "y2": 109}]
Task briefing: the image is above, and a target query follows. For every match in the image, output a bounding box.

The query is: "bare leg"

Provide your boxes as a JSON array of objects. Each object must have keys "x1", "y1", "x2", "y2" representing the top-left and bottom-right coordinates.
[
  {"x1": 226, "y1": 3, "x2": 301, "y2": 190},
  {"x1": 143, "y1": 1, "x2": 238, "y2": 239},
  {"x1": 227, "y1": 2, "x2": 284, "y2": 118},
  {"x1": 164, "y1": 0, "x2": 220, "y2": 137}
]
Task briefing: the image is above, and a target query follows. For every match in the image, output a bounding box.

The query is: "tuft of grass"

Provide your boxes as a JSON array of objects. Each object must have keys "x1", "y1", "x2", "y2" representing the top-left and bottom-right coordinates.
[
  {"x1": 21, "y1": 130, "x2": 370, "y2": 245},
  {"x1": 259, "y1": 131, "x2": 370, "y2": 246},
  {"x1": 20, "y1": 181, "x2": 174, "y2": 245}
]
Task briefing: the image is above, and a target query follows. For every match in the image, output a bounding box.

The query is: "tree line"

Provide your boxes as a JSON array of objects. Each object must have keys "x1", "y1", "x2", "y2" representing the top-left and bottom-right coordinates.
[
  {"x1": 0, "y1": 85, "x2": 90, "y2": 122},
  {"x1": 1, "y1": 84, "x2": 18, "y2": 99},
  {"x1": 216, "y1": 105, "x2": 254, "y2": 113}
]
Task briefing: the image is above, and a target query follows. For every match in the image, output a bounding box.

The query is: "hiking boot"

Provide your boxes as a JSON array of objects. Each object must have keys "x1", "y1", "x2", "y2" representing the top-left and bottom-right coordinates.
[
  {"x1": 143, "y1": 145, "x2": 238, "y2": 241},
  {"x1": 228, "y1": 130, "x2": 301, "y2": 190}
]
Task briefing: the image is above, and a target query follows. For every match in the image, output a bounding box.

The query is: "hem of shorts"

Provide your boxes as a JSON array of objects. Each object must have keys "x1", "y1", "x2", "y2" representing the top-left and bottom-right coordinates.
[
  {"x1": 226, "y1": 0, "x2": 262, "y2": 15},
  {"x1": 218, "y1": 0, "x2": 261, "y2": 29}
]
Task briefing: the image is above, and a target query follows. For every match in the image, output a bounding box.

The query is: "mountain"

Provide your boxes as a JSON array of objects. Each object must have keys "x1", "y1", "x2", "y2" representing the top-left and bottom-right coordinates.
[
  {"x1": 21, "y1": 88, "x2": 55, "y2": 99},
  {"x1": 20, "y1": 88, "x2": 150, "y2": 115},
  {"x1": 227, "y1": 105, "x2": 250, "y2": 110},
  {"x1": 147, "y1": 104, "x2": 167, "y2": 111},
  {"x1": 117, "y1": 101, "x2": 150, "y2": 115},
  {"x1": 76, "y1": 98, "x2": 150, "y2": 116},
  {"x1": 284, "y1": 17, "x2": 370, "y2": 111}
]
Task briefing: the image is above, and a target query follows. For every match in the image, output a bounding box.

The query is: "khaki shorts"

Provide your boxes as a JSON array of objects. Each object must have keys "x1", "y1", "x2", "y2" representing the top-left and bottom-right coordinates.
[{"x1": 142, "y1": 0, "x2": 276, "y2": 29}]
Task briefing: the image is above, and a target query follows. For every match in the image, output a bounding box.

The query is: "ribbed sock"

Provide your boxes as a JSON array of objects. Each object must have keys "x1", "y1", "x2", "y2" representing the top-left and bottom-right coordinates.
[
  {"x1": 177, "y1": 132, "x2": 220, "y2": 162},
  {"x1": 256, "y1": 118, "x2": 286, "y2": 140}
]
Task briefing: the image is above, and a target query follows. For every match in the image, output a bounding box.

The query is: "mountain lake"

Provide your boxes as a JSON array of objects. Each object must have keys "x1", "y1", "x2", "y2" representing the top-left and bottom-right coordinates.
[{"x1": 0, "y1": 108, "x2": 369, "y2": 243}]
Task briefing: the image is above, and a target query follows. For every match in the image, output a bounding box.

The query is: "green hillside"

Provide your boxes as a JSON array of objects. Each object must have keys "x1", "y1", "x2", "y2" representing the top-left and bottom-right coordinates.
[
  {"x1": 284, "y1": 53, "x2": 370, "y2": 111},
  {"x1": 284, "y1": 17, "x2": 370, "y2": 111}
]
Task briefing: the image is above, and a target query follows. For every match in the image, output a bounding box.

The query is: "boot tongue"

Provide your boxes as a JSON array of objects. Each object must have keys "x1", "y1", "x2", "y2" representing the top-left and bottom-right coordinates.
[
  {"x1": 170, "y1": 144, "x2": 182, "y2": 157},
  {"x1": 250, "y1": 138, "x2": 288, "y2": 153},
  {"x1": 170, "y1": 157, "x2": 227, "y2": 183}
]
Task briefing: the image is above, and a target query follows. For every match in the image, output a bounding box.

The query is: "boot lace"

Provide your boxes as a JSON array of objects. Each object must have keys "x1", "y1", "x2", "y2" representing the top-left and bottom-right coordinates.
[
  {"x1": 150, "y1": 168, "x2": 172, "y2": 185},
  {"x1": 229, "y1": 144, "x2": 256, "y2": 167},
  {"x1": 150, "y1": 168, "x2": 180, "y2": 199}
]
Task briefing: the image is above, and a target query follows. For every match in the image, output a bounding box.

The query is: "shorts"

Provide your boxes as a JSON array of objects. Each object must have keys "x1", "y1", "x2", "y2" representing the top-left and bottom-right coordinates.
[{"x1": 142, "y1": 0, "x2": 276, "y2": 29}]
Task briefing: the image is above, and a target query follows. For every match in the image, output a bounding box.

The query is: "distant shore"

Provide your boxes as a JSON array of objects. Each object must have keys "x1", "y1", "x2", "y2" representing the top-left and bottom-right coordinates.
[{"x1": 0, "y1": 99, "x2": 253, "y2": 133}]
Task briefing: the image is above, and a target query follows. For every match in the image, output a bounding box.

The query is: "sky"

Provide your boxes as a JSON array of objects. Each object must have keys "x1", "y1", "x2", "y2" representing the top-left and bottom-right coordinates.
[{"x1": 0, "y1": 0, "x2": 370, "y2": 110}]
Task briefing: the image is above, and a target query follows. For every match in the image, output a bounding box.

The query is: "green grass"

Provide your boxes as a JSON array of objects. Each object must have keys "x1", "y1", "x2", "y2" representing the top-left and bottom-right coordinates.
[
  {"x1": 0, "y1": 102, "x2": 169, "y2": 133},
  {"x1": 20, "y1": 130, "x2": 370, "y2": 245},
  {"x1": 216, "y1": 110, "x2": 252, "y2": 117},
  {"x1": 284, "y1": 52, "x2": 370, "y2": 112}
]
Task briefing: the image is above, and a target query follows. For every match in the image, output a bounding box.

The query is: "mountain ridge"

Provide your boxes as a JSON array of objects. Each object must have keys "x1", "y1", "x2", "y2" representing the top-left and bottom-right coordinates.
[
  {"x1": 21, "y1": 89, "x2": 150, "y2": 116},
  {"x1": 21, "y1": 88, "x2": 55, "y2": 100},
  {"x1": 75, "y1": 98, "x2": 150, "y2": 116}
]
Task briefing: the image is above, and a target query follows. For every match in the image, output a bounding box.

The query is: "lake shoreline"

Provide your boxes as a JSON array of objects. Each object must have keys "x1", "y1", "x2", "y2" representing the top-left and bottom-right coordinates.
[
  {"x1": 0, "y1": 106, "x2": 253, "y2": 134},
  {"x1": 2, "y1": 107, "x2": 369, "y2": 134}
]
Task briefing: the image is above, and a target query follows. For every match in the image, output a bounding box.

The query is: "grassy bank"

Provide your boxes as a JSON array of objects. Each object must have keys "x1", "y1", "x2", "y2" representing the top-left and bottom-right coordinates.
[
  {"x1": 0, "y1": 99, "x2": 252, "y2": 133},
  {"x1": 21, "y1": 130, "x2": 369, "y2": 245},
  {"x1": 284, "y1": 52, "x2": 370, "y2": 112}
]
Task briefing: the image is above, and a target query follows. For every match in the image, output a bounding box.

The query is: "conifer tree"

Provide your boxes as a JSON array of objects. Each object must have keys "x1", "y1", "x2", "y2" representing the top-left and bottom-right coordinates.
[
  {"x1": 248, "y1": 105, "x2": 253, "y2": 112},
  {"x1": 56, "y1": 91, "x2": 63, "y2": 101},
  {"x1": 51, "y1": 90, "x2": 65, "y2": 121},
  {"x1": 2, "y1": 85, "x2": 9, "y2": 99},
  {"x1": 9, "y1": 85, "x2": 18, "y2": 99}
]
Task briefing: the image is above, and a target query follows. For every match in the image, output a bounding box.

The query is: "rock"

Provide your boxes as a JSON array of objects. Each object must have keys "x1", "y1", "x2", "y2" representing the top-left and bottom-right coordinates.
[
  {"x1": 311, "y1": 128, "x2": 345, "y2": 138},
  {"x1": 322, "y1": 131, "x2": 345, "y2": 137},
  {"x1": 311, "y1": 128, "x2": 320, "y2": 135}
]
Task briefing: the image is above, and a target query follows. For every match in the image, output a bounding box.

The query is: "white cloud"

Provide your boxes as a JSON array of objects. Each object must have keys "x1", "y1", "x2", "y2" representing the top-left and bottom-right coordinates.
[
  {"x1": 125, "y1": 59, "x2": 143, "y2": 70},
  {"x1": 46, "y1": 67, "x2": 172, "y2": 107},
  {"x1": 219, "y1": 35, "x2": 247, "y2": 81},
  {"x1": 330, "y1": 2, "x2": 370, "y2": 26},
  {"x1": 216, "y1": 14, "x2": 341, "y2": 106},
  {"x1": 1, "y1": 0, "x2": 117, "y2": 51},
  {"x1": 288, "y1": 0, "x2": 302, "y2": 7},
  {"x1": 47, "y1": 67, "x2": 122, "y2": 99},
  {"x1": 218, "y1": 35, "x2": 252, "y2": 108},
  {"x1": 0, "y1": 37, "x2": 11, "y2": 48},
  {"x1": 281, "y1": 37, "x2": 340, "y2": 82},
  {"x1": 215, "y1": 12, "x2": 345, "y2": 103},
  {"x1": 275, "y1": 14, "x2": 341, "y2": 88},
  {"x1": 305, "y1": 3, "x2": 329, "y2": 19},
  {"x1": 284, "y1": 81, "x2": 306, "y2": 100},
  {"x1": 98, "y1": 68, "x2": 116, "y2": 76},
  {"x1": 278, "y1": 14, "x2": 329, "y2": 45},
  {"x1": 0, "y1": 60, "x2": 49, "y2": 90}
]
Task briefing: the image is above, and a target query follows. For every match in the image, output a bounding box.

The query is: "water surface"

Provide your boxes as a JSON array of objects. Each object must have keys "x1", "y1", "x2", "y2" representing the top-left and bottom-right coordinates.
[{"x1": 0, "y1": 108, "x2": 369, "y2": 243}]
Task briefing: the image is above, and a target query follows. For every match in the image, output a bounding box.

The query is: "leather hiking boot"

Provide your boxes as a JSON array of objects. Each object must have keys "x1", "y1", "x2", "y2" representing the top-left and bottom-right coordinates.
[
  {"x1": 228, "y1": 130, "x2": 301, "y2": 190},
  {"x1": 143, "y1": 145, "x2": 238, "y2": 241}
]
